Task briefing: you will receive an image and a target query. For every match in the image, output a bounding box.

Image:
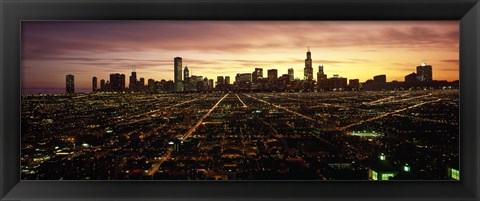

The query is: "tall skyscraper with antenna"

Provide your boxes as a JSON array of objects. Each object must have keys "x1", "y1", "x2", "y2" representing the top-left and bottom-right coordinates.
[{"x1": 304, "y1": 47, "x2": 313, "y2": 81}]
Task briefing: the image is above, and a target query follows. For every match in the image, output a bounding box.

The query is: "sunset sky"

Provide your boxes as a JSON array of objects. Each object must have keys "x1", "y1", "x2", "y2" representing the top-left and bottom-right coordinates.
[{"x1": 21, "y1": 21, "x2": 459, "y2": 92}]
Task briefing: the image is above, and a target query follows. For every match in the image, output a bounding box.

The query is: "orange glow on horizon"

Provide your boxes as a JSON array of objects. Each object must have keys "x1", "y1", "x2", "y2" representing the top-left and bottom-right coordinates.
[{"x1": 21, "y1": 21, "x2": 459, "y2": 91}]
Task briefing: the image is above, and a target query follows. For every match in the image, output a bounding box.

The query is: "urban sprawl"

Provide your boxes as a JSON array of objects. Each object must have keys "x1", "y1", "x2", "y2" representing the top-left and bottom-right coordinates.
[{"x1": 21, "y1": 50, "x2": 459, "y2": 181}]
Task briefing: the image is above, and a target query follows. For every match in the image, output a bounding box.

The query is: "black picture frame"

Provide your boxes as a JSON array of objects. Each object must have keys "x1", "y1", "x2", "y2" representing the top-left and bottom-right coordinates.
[{"x1": 1, "y1": 0, "x2": 479, "y2": 200}]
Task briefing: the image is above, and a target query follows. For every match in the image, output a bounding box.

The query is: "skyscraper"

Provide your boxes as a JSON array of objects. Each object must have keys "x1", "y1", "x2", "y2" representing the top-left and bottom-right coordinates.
[
  {"x1": 120, "y1": 74, "x2": 126, "y2": 90},
  {"x1": 148, "y1": 78, "x2": 155, "y2": 93},
  {"x1": 288, "y1": 68, "x2": 294, "y2": 81},
  {"x1": 216, "y1": 76, "x2": 224, "y2": 88},
  {"x1": 184, "y1": 66, "x2": 189, "y2": 81},
  {"x1": 236, "y1": 73, "x2": 252, "y2": 83},
  {"x1": 373, "y1": 75, "x2": 387, "y2": 83},
  {"x1": 416, "y1": 63, "x2": 432, "y2": 81},
  {"x1": 110, "y1": 73, "x2": 123, "y2": 92},
  {"x1": 208, "y1": 79, "x2": 214, "y2": 90},
  {"x1": 252, "y1": 68, "x2": 263, "y2": 83},
  {"x1": 267, "y1": 69, "x2": 278, "y2": 81},
  {"x1": 129, "y1": 69, "x2": 137, "y2": 92},
  {"x1": 174, "y1": 57, "x2": 183, "y2": 92},
  {"x1": 66, "y1": 74, "x2": 74, "y2": 94},
  {"x1": 225, "y1": 76, "x2": 230, "y2": 85},
  {"x1": 349, "y1": 79, "x2": 360, "y2": 90},
  {"x1": 92, "y1": 77, "x2": 97, "y2": 92},
  {"x1": 304, "y1": 48, "x2": 313, "y2": 81},
  {"x1": 100, "y1": 79, "x2": 105, "y2": 91},
  {"x1": 317, "y1": 64, "x2": 327, "y2": 90}
]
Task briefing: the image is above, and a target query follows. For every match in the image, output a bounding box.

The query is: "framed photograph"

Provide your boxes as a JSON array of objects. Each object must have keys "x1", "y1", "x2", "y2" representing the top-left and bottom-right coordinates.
[{"x1": 1, "y1": 0, "x2": 479, "y2": 200}]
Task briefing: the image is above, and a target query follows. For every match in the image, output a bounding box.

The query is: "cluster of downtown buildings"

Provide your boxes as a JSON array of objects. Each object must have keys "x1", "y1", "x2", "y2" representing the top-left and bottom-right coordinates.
[{"x1": 64, "y1": 50, "x2": 458, "y2": 94}]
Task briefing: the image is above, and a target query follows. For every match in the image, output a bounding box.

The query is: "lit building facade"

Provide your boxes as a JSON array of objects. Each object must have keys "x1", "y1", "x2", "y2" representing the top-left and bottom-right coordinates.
[
  {"x1": 416, "y1": 63, "x2": 432, "y2": 81},
  {"x1": 368, "y1": 153, "x2": 398, "y2": 180}
]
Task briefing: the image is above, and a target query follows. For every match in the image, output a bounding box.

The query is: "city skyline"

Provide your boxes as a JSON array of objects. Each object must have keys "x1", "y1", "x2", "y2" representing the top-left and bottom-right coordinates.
[{"x1": 22, "y1": 21, "x2": 459, "y2": 92}]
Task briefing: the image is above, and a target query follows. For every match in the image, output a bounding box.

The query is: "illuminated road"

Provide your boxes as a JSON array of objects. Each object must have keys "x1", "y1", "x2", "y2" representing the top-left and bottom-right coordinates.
[
  {"x1": 364, "y1": 93, "x2": 432, "y2": 106},
  {"x1": 339, "y1": 98, "x2": 442, "y2": 131},
  {"x1": 123, "y1": 96, "x2": 206, "y2": 125},
  {"x1": 146, "y1": 93, "x2": 229, "y2": 176},
  {"x1": 245, "y1": 93, "x2": 335, "y2": 148},
  {"x1": 181, "y1": 93, "x2": 229, "y2": 141},
  {"x1": 145, "y1": 149, "x2": 172, "y2": 176},
  {"x1": 278, "y1": 95, "x2": 372, "y2": 113},
  {"x1": 235, "y1": 94, "x2": 248, "y2": 108},
  {"x1": 393, "y1": 113, "x2": 457, "y2": 125},
  {"x1": 364, "y1": 95, "x2": 396, "y2": 105},
  {"x1": 244, "y1": 94, "x2": 317, "y2": 122}
]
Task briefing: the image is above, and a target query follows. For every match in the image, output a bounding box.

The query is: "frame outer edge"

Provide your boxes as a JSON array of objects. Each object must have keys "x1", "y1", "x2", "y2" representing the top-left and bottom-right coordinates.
[
  {"x1": 0, "y1": 0, "x2": 479, "y2": 201},
  {"x1": 472, "y1": 2, "x2": 480, "y2": 200},
  {"x1": 0, "y1": 0, "x2": 5, "y2": 199},
  {"x1": 461, "y1": 1, "x2": 480, "y2": 200}
]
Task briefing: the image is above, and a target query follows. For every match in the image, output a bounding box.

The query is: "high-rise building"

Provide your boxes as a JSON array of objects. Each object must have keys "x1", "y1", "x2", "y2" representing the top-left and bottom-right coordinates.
[
  {"x1": 267, "y1": 69, "x2": 278, "y2": 81},
  {"x1": 252, "y1": 68, "x2": 263, "y2": 83},
  {"x1": 416, "y1": 63, "x2": 432, "y2": 81},
  {"x1": 288, "y1": 68, "x2": 294, "y2": 81},
  {"x1": 304, "y1": 48, "x2": 313, "y2": 81},
  {"x1": 208, "y1": 79, "x2": 214, "y2": 90},
  {"x1": 148, "y1": 78, "x2": 155, "y2": 92},
  {"x1": 129, "y1": 70, "x2": 137, "y2": 91},
  {"x1": 317, "y1": 64, "x2": 327, "y2": 89},
  {"x1": 110, "y1": 73, "x2": 124, "y2": 92},
  {"x1": 225, "y1": 76, "x2": 230, "y2": 85},
  {"x1": 236, "y1": 73, "x2": 252, "y2": 83},
  {"x1": 184, "y1": 66, "x2": 190, "y2": 81},
  {"x1": 120, "y1": 74, "x2": 126, "y2": 90},
  {"x1": 139, "y1": 77, "x2": 145, "y2": 88},
  {"x1": 373, "y1": 75, "x2": 387, "y2": 83},
  {"x1": 349, "y1": 79, "x2": 360, "y2": 90},
  {"x1": 326, "y1": 75, "x2": 348, "y2": 90},
  {"x1": 174, "y1": 57, "x2": 183, "y2": 92},
  {"x1": 92, "y1": 77, "x2": 97, "y2": 92},
  {"x1": 217, "y1": 76, "x2": 224, "y2": 84},
  {"x1": 66, "y1": 74, "x2": 74, "y2": 94},
  {"x1": 100, "y1": 79, "x2": 105, "y2": 90},
  {"x1": 216, "y1": 76, "x2": 224, "y2": 88}
]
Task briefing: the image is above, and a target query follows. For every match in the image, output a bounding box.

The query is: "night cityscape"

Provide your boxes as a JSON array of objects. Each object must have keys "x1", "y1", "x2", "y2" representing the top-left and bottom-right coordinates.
[{"x1": 21, "y1": 48, "x2": 459, "y2": 180}]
